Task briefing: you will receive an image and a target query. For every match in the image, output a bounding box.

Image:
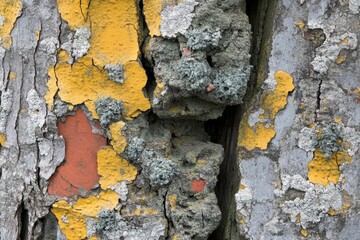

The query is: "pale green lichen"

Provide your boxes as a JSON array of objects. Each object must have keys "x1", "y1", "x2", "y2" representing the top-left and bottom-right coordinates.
[
  {"x1": 185, "y1": 28, "x2": 222, "y2": 50},
  {"x1": 95, "y1": 97, "x2": 124, "y2": 127},
  {"x1": 317, "y1": 123, "x2": 342, "y2": 158},
  {"x1": 213, "y1": 67, "x2": 251, "y2": 104},
  {"x1": 105, "y1": 64, "x2": 125, "y2": 83}
]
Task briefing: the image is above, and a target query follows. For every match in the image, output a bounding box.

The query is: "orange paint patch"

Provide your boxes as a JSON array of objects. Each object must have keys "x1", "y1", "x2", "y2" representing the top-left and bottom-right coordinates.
[
  {"x1": 192, "y1": 179, "x2": 206, "y2": 193},
  {"x1": 48, "y1": 109, "x2": 106, "y2": 197}
]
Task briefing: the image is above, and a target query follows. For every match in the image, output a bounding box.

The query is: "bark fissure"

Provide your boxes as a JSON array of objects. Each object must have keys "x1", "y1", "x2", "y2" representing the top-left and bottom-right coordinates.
[{"x1": 208, "y1": 0, "x2": 276, "y2": 239}]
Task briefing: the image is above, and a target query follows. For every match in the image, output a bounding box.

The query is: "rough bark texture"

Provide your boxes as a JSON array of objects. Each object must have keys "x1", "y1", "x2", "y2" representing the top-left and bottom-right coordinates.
[{"x1": 0, "y1": 0, "x2": 359, "y2": 240}]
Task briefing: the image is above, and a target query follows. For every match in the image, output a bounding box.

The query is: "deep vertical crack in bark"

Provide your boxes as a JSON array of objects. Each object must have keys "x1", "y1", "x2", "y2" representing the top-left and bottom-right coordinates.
[{"x1": 208, "y1": 0, "x2": 277, "y2": 239}]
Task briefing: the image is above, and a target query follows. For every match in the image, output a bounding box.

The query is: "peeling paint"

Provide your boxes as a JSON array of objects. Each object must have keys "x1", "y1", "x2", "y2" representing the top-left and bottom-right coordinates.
[
  {"x1": 51, "y1": 190, "x2": 118, "y2": 239},
  {"x1": 0, "y1": 0, "x2": 22, "y2": 48},
  {"x1": 56, "y1": 0, "x2": 90, "y2": 30},
  {"x1": 48, "y1": 109, "x2": 106, "y2": 197},
  {"x1": 97, "y1": 147, "x2": 137, "y2": 190},
  {"x1": 0, "y1": 133, "x2": 5, "y2": 146},
  {"x1": 53, "y1": 58, "x2": 150, "y2": 119},
  {"x1": 144, "y1": 0, "x2": 163, "y2": 36},
  {"x1": 238, "y1": 71, "x2": 294, "y2": 151},
  {"x1": 109, "y1": 121, "x2": 127, "y2": 154}
]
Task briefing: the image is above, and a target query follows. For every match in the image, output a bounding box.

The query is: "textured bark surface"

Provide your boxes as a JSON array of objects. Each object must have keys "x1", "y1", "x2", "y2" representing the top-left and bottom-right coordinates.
[{"x1": 0, "y1": 0, "x2": 359, "y2": 240}]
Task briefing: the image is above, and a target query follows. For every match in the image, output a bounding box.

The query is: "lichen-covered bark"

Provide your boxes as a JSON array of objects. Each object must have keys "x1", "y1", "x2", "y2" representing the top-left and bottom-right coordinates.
[
  {"x1": 1, "y1": 0, "x2": 359, "y2": 239},
  {"x1": 0, "y1": 0, "x2": 249, "y2": 239},
  {"x1": 235, "y1": 1, "x2": 360, "y2": 239}
]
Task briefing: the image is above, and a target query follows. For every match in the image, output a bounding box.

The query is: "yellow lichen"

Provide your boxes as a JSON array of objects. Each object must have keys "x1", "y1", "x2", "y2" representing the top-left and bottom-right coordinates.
[
  {"x1": 238, "y1": 71, "x2": 294, "y2": 151},
  {"x1": 308, "y1": 149, "x2": 352, "y2": 186},
  {"x1": 336, "y1": 52, "x2": 346, "y2": 64},
  {"x1": 300, "y1": 229, "x2": 308, "y2": 237},
  {"x1": 51, "y1": 190, "x2": 118, "y2": 240},
  {"x1": 9, "y1": 72, "x2": 16, "y2": 80},
  {"x1": 0, "y1": 133, "x2": 6, "y2": 146},
  {"x1": 109, "y1": 121, "x2": 127, "y2": 154},
  {"x1": 144, "y1": 0, "x2": 163, "y2": 36},
  {"x1": 0, "y1": 0, "x2": 22, "y2": 48},
  {"x1": 122, "y1": 207, "x2": 159, "y2": 217},
  {"x1": 169, "y1": 194, "x2": 177, "y2": 209},
  {"x1": 296, "y1": 21, "x2": 305, "y2": 29},
  {"x1": 97, "y1": 147, "x2": 137, "y2": 190}
]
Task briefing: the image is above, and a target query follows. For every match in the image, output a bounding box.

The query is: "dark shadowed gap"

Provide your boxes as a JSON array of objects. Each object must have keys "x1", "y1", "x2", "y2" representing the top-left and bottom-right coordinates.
[
  {"x1": 207, "y1": 0, "x2": 275, "y2": 239},
  {"x1": 19, "y1": 202, "x2": 29, "y2": 240}
]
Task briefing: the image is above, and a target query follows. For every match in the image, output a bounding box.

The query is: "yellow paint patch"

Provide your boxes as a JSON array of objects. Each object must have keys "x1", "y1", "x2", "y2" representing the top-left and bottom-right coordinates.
[
  {"x1": 328, "y1": 191, "x2": 352, "y2": 215},
  {"x1": 0, "y1": 133, "x2": 6, "y2": 146},
  {"x1": 300, "y1": 229, "x2": 308, "y2": 237},
  {"x1": 51, "y1": 190, "x2": 118, "y2": 240},
  {"x1": 122, "y1": 207, "x2": 159, "y2": 217},
  {"x1": 87, "y1": 0, "x2": 140, "y2": 66},
  {"x1": 50, "y1": 2, "x2": 150, "y2": 118},
  {"x1": 0, "y1": 0, "x2": 22, "y2": 48},
  {"x1": 109, "y1": 121, "x2": 127, "y2": 154},
  {"x1": 97, "y1": 147, "x2": 137, "y2": 190},
  {"x1": 9, "y1": 72, "x2": 16, "y2": 80},
  {"x1": 308, "y1": 149, "x2": 352, "y2": 186},
  {"x1": 336, "y1": 52, "x2": 346, "y2": 64},
  {"x1": 238, "y1": 71, "x2": 294, "y2": 151},
  {"x1": 44, "y1": 66, "x2": 57, "y2": 111},
  {"x1": 144, "y1": 0, "x2": 163, "y2": 36},
  {"x1": 56, "y1": 0, "x2": 90, "y2": 30},
  {"x1": 296, "y1": 214, "x2": 301, "y2": 224},
  {"x1": 173, "y1": 235, "x2": 179, "y2": 240},
  {"x1": 169, "y1": 194, "x2": 177, "y2": 209},
  {"x1": 296, "y1": 21, "x2": 305, "y2": 29},
  {"x1": 55, "y1": 58, "x2": 150, "y2": 119}
]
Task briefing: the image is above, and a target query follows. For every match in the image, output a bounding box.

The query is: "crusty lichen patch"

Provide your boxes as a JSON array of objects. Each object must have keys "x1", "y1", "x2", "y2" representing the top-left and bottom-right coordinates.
[
  {"x1": 51, "y1": 190, "x2": 118, "y2": 239},
  {"x1": 308, "y1": 149, "x2": 352, "y2": 186},
  {"x1": 0, "y1": 0, "x2": 22, "y2": 48},
  {"x1": 238, "y1": 71, "x2": 295, "y2": 151}
]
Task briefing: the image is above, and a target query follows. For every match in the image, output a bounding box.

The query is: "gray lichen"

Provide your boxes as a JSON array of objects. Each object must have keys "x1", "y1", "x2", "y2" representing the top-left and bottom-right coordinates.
[
  {"x1": 185, "y1": 28, "x2": 222, "y2": 50},
  {"x1": 147, "y1": 157, "x2": 179, "y2": 188},
  {"x1": 105, "y1": 64, "x2": 125, "y2": 84},
  {"x1": 95, "y1": 97, "x2": 124, "y2": 127},
  {"x1": 317, "y1": 123, "x2": 342, "y2": 158},
  {"x1": 72, "y1": 27, "x2": 91, "y2": 60},
  {"x1": 213, "y1": 67, "x2": 251, "y2": 104},
  {"x1": 96, "y1": 210, "x2": 118, "y2": 235},
  {"x1": 124, "y1": 137, "x2": 145, "y2": 163},
  {"x1": 177, "y1": 56, "x2": 211, "y2": 93},
  {"x1": 160, "y1": 0, "x2": 198, "y2": 38}
]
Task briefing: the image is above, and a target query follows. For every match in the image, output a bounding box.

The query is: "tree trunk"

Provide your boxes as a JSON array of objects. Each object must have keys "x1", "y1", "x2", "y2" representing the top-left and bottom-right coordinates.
[{"x1": 0, "y1": 0, "x2": 359, "y2": 240}]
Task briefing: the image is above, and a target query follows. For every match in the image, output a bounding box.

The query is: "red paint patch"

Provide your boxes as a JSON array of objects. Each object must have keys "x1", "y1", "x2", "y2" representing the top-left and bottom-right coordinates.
[
  {"x1": 48, "y1": 109, "x2": 106, "y2": 197},
  {"x1": 191, "y1": 179, "x2": 206, "y2": 193}
]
